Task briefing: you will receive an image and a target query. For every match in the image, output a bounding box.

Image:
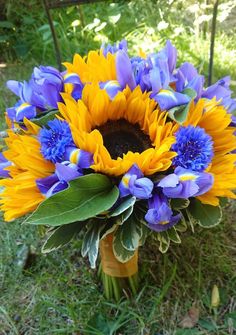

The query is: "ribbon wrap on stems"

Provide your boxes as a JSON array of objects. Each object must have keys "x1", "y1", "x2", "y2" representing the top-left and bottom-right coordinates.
[{"x1": 100, "y1": 233, "x2": 138, "y2": 278}]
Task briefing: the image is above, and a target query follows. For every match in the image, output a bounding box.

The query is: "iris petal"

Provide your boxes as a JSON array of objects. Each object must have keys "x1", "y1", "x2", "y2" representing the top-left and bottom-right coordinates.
[{"x1": 116, "y1": 50, "x2": 136, "y2": 90}]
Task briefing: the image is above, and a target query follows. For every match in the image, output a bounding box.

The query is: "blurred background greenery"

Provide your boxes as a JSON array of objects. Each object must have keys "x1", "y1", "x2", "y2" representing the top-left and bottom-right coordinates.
[
  {"x1": 0, "y1": 0, "x2": 236, "y2": 89},
  {"x1": 0, "y1": 1, "x2": 236, "y2": 334}
]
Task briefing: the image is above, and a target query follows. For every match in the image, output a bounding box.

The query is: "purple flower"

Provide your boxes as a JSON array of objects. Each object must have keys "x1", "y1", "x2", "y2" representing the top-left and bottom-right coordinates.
[
  {"x1": 174, "y1": 62, "x2": 205, "y2": 101},
  {"x1": 99, "y1": 80, "x2": 122, "y2": 99},
  {"x1": 130, "y1": 40, "x2": 177, "y2": 93},
  {"x1": 0, "y1": 153, "x2": 11, "y2": 178},
  {"x1": 6, "y1": 100, "x2": 37, "y2": 122},
  {"x1": 65, "y1": 146, "x2": 94, "y2": 168},
  {"x1": 130, "y1": 56, "x2": 152, "y2": 92},
  {"x1": 6, "y1": 80, "x2": 43, "y2": 121},
  {"x1": 101, "y1": 39, "x2": 128, "y2": 57},
  {"x1": 119, "y1": 164, "x2": 154, "y2": 199},
  {"x1": 202, "y1": 76, "x2": 230, "y2": 100},
  {"x1": 36, "y1": 161, "x2": 82, "y2": 198},
  {"x1": 31, "y1": 66, "x2": 64, "y2": 108},
  {"x1": 164, "y1": 40, "x2": 177, "y2": 74},
  {"x1": 116, "y1": 50, "x2": 136, "y2": 90},
  {"x1": 39, "y1": 119, "x2": 74, "y2": 163},
  {"x1": 114, "y1": 40, "x2": 193, "y2": 111},
  {"x1": 152, "y1": 89, "x2": 191, "y2": 111},
  {"x1": 158, "y1": 167, "x2": 214, "y2": 199},
  {"x1": 63, "y1": 72, "x2": 84, "y2": 100},
  {"x1": 202, "y1": 76, "x2": 236, "y2": 114},
  {"x1": 145, "y1": 193, "x2": 181, "y2": 232},
  {"x1": 172, "y1": 125, "x2": 214, "y2": 172},
  {"x1": 6, "y1": 66, "x2": 64, "y2": 122}
]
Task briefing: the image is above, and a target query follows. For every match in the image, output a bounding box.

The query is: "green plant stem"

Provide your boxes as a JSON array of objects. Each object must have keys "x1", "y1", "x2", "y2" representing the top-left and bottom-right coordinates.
[
  {"x1": 128, "y1": 276, "x2": 137, "y2": 296},
  {"x1": 97, "y1": 262, "x2": 102, "y2": 278},
  {"x1": 103, "y1": 271, "x2": 110, "y2": 300},
  {"x1": 99, "y1": 263, "x2": 139, "y2": 300},
  {"x1": 110, "y1": 276, "x2": 121, "y2": 301}
]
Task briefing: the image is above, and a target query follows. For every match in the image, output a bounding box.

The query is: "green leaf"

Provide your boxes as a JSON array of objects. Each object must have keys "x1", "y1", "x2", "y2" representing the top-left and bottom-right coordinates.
[
  {"x1": 120, "y1": 215, "x2": 141, "y2": 251},
  {"x1": 101, "y1": 205, "x2": 134, "y2": 240},
  {"x1": 167, "y1": 227, "x2": 181, "y2": 244},
  {"x1": 185, "y1": 209, "x2": 197, "y2": 232},
  {"x1": 182, "y1": 88, "x2": 197, "y2": 99},
  {"x1": 133, "y1": 207, "x2": 150, "y2": 246},
  {"x1": 158, "y1": 232, "x2": 170, "y2": 253},
  {"x1": 25, "y1": 174, "x2": 119, "y2": 226},
  {"x1": 175, "y1": 213, "x2": 188, "y2": 233},
  {"x1": 85, "y1": 313, "x2": 111, "y2": 335},
  {"x1": 113, "y1": 226, "x2": 136, "y2": 263},
  {"x1": 81, "y1": 220, "x2": 106, "y2": 268},
  {"x1": 110, "y1": 196, "x2": 136, "y2": 217},
  {"x1": 138, "y1": 224, "x2": 150, "y2": 246},
  {"x1": 42, "y1": 222, "x2": 86, "y2": 253},
  {"x1": 19, "y1": 109, "x2": 59, "y2": 127},
  {"x1": 198, "y1": 319, "x2": 218, "y2": 331},
  {"x1": 171, "y1": 198, "x2": 190, "y2": 210},
  {"x1": 188, "y1": 199, "x2": 222, "y2": 228},
  {"x1": 168, "y1": 101, "x2": 191, "y2": 124}
]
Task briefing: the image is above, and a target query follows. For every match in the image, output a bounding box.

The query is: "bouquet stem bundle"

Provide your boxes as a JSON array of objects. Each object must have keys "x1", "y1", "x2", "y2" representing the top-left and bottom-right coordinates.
[{"x1": 99, "y1": 234, "x2": 139, "y2": 300}]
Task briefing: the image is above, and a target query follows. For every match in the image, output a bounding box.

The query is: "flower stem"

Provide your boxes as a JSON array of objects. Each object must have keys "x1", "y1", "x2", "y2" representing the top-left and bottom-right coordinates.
[
  {"x1": 128, "y1": 275, "x2": 137, "y2": 296},
  {"x1": 110, "y1": 276, "x2": 121, "y2": 301}
]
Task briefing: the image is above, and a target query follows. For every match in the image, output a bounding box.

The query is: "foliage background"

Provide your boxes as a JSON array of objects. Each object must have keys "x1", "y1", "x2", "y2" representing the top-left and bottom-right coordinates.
[{"x1": 0, "y1": 0, "x2": 236, "y2": 334}]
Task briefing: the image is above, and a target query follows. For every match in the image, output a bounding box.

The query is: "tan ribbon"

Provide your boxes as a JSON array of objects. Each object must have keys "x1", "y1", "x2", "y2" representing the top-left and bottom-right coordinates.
[{"x1": 100, "y1": 233, "x2": 138, "y2": 278}]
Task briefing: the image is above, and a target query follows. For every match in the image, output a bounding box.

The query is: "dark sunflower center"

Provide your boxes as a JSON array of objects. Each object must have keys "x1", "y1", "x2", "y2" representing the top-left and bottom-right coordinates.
[{"x1": 97, "y1": 119, "x2": 152, "y2": 159}]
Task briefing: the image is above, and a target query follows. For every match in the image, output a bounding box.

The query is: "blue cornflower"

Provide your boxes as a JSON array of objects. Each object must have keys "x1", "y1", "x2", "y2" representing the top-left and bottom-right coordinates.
[
  {"x1": 39, "y1": 119, "x2": 73, "y2": 163},
  {"x1": 172, "y1": 125, "x2": 214, "y2": 172}
]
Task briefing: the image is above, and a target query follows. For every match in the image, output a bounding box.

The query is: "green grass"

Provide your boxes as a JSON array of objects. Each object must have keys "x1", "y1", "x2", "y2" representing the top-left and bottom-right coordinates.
[{"x1": 0, "y1": 202, "x2": 235, "y2": 334}]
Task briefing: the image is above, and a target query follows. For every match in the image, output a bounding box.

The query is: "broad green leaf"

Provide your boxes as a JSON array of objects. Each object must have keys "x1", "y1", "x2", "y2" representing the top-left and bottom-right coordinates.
[
  {"x1": 81, "y1": 220, "x2": 106, "y2": 268},
  {"x1": 120, "y1": 215, "x2": 141, "y2": 251},
  {"x1": 113, "y1": 226, "x2": 136, "y2": 263},
  {"x1": 167, "y1": 227, "x2": 181, "y2": 244},
  {"x1": 42, "y1": 222, "x2": 86, "y2": 253},
  {"x1": 168, "y1": 101, "x2": 191, "y2": 124},
  {"x1": 110, "y1": 196, "x2": 136, "y2": 217},
  {"x1": 188, "y1": 199, "x2": 222, "y2": 228},
  {"x1": 171, "y1": 198, "x2": 190, "y2": 210},
  {"x1": 25, "y1": 174, "x2": 119, "y2": 226}
]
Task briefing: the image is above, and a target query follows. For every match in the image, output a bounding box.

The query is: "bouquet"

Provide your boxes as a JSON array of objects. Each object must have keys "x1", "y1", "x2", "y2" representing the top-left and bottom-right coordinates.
[{"x1": 1, "y1": 40, "x2": 236, "y2": 300}]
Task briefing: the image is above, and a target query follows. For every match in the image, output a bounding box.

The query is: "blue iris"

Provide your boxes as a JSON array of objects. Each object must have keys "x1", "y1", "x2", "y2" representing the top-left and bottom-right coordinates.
[
  {"x1": 172, "y1": 125, "x2": 214, "y2": 172},
  {"x1": 39, "y1": 119, "x2": 73, "y2": 163}
]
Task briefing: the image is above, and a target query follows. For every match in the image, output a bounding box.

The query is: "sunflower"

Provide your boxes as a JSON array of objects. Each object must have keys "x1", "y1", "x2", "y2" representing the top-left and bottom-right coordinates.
[
  {"x1": 0, "y1": 122, "x2": 54, "y2": 221},
  {"x1": 173, "y1": 98, "x2": 236, "y2": 206},
  {"x1": 58, "y1": 84, "x2": 177, "y2": 177},
  {"x1": 63, "y1": 50, "x2": 116, "y2": 83}
]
